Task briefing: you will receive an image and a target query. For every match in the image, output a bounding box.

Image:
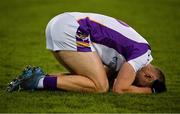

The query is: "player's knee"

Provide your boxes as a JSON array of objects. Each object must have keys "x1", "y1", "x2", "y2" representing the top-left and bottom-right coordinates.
[{"x1": 95, "y1": 81, "x2": 109, "y2": 93}]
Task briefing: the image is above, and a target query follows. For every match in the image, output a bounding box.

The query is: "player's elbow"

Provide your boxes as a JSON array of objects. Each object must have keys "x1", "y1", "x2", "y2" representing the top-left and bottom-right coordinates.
[
  {"x1": 113, "y1": 88, "x2": 126, "y2": 94},
  {"x1": 113, "y1": 85, "x2": 127, "y2": 94}
]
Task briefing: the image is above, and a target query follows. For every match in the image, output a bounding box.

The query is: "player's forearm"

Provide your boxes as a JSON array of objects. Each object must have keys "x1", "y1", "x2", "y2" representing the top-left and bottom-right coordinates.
[{"x1": 114, "y1": 85, "x2": 152, "y2": 94}]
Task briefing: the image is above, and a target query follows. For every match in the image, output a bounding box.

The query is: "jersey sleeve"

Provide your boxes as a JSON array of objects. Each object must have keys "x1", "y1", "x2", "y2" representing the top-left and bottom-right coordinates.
[{"x1": 127, "y1": 50, "x2": 153, "y2": 72}]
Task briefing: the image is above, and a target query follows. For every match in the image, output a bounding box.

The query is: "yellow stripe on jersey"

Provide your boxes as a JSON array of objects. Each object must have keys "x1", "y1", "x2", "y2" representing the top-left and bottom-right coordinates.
[{"x1": 76, "y1": 41, "x2": 90, "y2": 47}]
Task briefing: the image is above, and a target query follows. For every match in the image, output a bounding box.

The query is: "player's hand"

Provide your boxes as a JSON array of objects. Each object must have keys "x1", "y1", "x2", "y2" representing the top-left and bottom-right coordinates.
[{"x1": 151, "y1": 80, "x2": 167, "y2": 93}]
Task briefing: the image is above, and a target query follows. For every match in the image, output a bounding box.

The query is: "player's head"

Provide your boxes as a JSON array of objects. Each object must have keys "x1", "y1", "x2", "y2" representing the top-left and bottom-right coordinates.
[{"x1": 133, "y1": 64, "x2": 166, "y2": 87}]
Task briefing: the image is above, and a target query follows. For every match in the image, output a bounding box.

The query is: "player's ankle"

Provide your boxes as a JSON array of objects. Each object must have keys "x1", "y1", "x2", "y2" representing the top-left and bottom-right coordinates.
[{"x1": 37, "y1": 76, "x2": 57, "y2": 89}]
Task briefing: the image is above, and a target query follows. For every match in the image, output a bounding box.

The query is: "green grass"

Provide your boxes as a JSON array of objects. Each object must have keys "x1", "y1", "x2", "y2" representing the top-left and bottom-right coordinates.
[{"x1": 0, "y1": 0, "x2": 180, "y2": 113}]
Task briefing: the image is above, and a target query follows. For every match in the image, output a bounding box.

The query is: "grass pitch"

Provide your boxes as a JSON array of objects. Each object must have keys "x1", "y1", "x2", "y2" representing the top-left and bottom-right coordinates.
[{"x1": 0, "y1": 0, "x2": 180, "y2": 113}]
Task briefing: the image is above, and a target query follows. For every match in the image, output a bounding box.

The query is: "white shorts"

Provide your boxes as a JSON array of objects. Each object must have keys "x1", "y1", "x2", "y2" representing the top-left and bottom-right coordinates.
[{"x1": 45, "y1": 13, "x2": 95, "y2": 51}]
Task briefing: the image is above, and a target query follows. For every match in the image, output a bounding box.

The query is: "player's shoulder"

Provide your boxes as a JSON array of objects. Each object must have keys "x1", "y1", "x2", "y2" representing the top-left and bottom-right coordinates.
[{"x1": 128, "y1": 50, "x2": 153, "y2": 72}]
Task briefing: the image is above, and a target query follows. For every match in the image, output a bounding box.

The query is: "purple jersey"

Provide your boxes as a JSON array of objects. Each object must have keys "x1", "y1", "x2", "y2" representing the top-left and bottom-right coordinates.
[
  {"x1": 69, "y1": 12, "x2": 150, "y2": 61},
  {"x1": 46, "y1": 12, "x2": 153, "y2": 72}
]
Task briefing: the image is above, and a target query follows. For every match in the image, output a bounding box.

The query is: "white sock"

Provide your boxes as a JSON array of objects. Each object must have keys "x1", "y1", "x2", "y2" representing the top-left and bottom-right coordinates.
[{"x1": 37, "y1": 77, "x2": 45, "y2": 89}]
